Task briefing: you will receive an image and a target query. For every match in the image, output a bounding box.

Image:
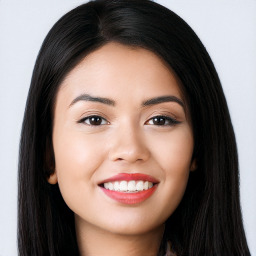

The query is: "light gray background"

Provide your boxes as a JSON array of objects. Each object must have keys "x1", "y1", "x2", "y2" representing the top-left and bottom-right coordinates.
[{"x1": 0, "y1": 0, "x2": 255, "y2": 255}]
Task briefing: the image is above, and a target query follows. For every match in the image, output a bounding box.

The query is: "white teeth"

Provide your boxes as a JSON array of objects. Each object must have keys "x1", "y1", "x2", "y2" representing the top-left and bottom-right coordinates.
[
  {"x1": 136, "y1": 181, "x2": 144, "y2": 191},
  {"x1": 143, "y1": 181, "x2": 149, "y2": 190},
  {"x1": 114, "y1": 181, "x2": 119, "y2": 191},
  {"x1": 127, "y1": 180, "x2": 136, "y2": 191},
  {"x1": 119, "y1": 181, "x2": 128, "y2": 191},
  {"x1": 108, "y1": 182, "x2": 114, "y2": 190},
  {"x1": 103, "y1": 180, "x2": 155, "y2": 192}
]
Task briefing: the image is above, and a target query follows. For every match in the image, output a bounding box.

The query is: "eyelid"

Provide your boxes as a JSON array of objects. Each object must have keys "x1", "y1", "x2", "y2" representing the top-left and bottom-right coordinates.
[
  {"x1": 78, "y1": 115, "x2": 109, "y2": 125},
  {"x1": 76, "y1": 111, "x2": 181, "y2": 127},
  {"x1": 145, "y1": 115, "x2": 181, "y2": 126},
  {"x1": 77, "y1": 109, "x2": 109, "y2": 122}
]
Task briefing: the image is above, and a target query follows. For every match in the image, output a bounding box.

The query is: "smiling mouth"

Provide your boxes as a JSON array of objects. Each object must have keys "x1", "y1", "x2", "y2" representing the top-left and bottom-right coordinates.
[
  {"x1": 98, "y1": 173, "x2": 159, "y2": 204},
  {"x1": 100, "y1": 180, "x2": 155, "y2": 193}
]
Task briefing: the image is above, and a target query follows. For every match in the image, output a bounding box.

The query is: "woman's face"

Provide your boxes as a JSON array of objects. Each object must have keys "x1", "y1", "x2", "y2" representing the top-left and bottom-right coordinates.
[{"x1": 50, "y1": 43, "x2": 195, "y2": 236}]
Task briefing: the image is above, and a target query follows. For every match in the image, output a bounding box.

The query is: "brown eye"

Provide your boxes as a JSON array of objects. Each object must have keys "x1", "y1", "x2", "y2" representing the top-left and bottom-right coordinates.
[
  {"x1": 152, "y1": 117, "x2": 166, "y2": 125},
  {"x1": 81, "y1": 116, "x2": 108, "y2": 126},
  {"x1": 146, "y1": 116, "x2": 180, "y2": 126}
]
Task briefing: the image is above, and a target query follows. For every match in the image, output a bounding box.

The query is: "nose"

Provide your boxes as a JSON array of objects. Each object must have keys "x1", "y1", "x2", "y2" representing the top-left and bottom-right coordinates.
[{"x1": 108, "y1": 123, "x2": 150, "y2": 163}]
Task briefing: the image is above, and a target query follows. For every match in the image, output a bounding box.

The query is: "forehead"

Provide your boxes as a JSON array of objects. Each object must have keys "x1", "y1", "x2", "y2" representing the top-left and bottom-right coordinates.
[{"x1": 56, "y1": 42, "x2": 185, "y2": 107}]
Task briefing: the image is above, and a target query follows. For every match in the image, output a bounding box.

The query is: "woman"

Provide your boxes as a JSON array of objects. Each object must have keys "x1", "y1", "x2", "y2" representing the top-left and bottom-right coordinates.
[{"x1": 18, "y1": 0, "x2": 250, "y2": 255}]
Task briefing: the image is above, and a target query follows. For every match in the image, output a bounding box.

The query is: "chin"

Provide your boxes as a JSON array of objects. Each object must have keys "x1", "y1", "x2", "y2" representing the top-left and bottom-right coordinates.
[
  {"x1": 94, "y1": 210, "x2": 166, "y2": 236},
  {"x1": 104, "y1": 222, "x2": 164, "y2": 236}
]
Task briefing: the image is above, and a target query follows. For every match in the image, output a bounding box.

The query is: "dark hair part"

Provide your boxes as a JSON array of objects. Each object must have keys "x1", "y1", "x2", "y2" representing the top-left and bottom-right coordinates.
[{"x1": 18, "y1": 0, "x2": 250, "y2": 255}]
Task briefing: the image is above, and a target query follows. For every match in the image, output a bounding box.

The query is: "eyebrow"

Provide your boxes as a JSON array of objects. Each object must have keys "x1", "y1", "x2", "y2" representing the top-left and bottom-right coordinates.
[
  {"x1": 142, "y1": 95, "x2": 184, "y2": 108},
  {"x1": 69, "y1": 93, "x2": 184, "y2": 109},
  {"x1": 69, "y1": 94, "x2": 115, "y2": 107}
]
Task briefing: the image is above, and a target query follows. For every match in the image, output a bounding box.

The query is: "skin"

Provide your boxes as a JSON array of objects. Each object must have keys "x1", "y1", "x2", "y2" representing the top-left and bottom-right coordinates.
[{"x1": 48, "y1": 42, "x2": 196, "y2": 256}]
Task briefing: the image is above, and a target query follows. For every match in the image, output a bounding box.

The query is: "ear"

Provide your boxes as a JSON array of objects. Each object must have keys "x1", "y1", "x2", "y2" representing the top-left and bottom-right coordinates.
[
  {"x1": 190, "y1": 158, "x2": 197, "y2": 172},
  {"x1": 48, "y1": 172, "x2": 58, "y2": 184}
]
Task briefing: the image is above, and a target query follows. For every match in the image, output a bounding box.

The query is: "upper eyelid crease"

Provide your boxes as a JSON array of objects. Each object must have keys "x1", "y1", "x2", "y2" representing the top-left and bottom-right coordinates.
[{"x1": 79, "y1": 115, "x2": 107, "y2": 121}]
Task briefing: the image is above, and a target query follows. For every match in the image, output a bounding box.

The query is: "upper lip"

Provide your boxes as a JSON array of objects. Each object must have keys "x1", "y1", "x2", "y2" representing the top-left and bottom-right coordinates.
[{"x1": 99, "y1": 173, "x2": 159, "y2": 184}]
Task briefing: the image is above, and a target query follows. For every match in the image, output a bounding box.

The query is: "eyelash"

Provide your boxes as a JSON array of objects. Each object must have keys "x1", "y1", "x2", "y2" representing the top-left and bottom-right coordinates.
[
  {"x1": 78, "y1": 115, "x2": 180, "y2": 126},
  {"x1": 145, "y1": 115, "x2": 180, "y2": 126},
  {"x1": 78, "y1": 115, "x2": 109, "y2": 126}
]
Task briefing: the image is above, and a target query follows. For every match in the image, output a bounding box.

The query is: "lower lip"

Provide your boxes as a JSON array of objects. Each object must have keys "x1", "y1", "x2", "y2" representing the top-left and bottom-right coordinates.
[{"x1": 100, "y1": 185, "x2": 158, "y2": 205}]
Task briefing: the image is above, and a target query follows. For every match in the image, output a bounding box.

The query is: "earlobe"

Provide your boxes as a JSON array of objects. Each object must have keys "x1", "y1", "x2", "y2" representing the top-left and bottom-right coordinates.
[
  {"x1": 48, "y1": 172, "x2": 58, "y2": 184},
  {"x1": 190, "y1": 159, "x2": 197, "y2": 172}
]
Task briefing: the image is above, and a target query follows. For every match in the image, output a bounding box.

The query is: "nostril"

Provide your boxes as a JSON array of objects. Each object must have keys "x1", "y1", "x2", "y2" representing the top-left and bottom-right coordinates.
[{"x1": 114, "y1": 156, "x2": 145, "y2": 162}]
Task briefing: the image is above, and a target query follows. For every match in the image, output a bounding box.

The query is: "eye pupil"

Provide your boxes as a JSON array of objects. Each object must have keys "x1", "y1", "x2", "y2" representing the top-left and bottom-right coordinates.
[
  {"x1": 90, "y1": 116, "x2": 102, "y2": 125},
  {"x1": 153, "y1": 117, "x2": 165, "y2": 125}
]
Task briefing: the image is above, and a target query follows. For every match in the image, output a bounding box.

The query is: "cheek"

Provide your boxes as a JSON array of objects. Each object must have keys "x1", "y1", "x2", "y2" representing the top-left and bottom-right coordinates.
[
  {"x1": 152, "y1": 125, "x2": 194, "y2": 171},
  {"x1": 52, "y1": 129, "x2": 106, "y2": 204},
  {"x1": 150, "y1": 126, "x2": 193, "y2": 212}
]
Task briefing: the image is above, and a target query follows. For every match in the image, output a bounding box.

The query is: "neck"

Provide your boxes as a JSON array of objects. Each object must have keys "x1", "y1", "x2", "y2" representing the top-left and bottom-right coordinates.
[{"x1": 75, "y1": 216, "x2": 165, "y2": 256}]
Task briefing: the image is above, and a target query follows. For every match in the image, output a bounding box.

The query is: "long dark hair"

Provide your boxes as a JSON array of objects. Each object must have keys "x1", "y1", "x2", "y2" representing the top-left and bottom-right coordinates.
[{"x1": 18, "y1": 0, "x2": 250, "y2": 255}]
